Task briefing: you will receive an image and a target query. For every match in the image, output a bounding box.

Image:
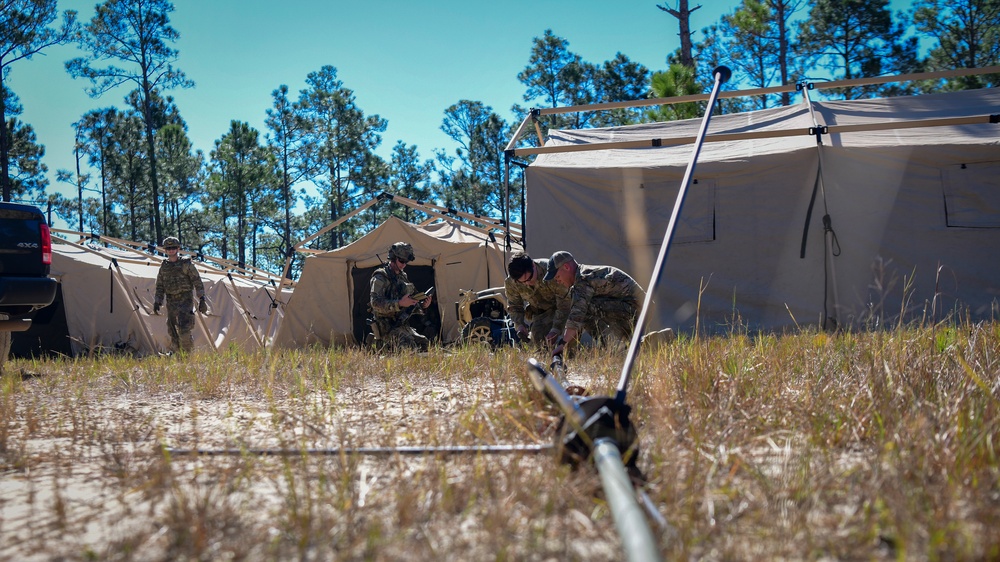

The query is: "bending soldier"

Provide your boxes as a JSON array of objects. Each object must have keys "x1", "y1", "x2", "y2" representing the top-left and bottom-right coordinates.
[
  {"x1": 369, "y1": 242, "x2": 431, "y2": 351},
  {"x1": 504, "y1": 252, "x2": 566, "y2": 346},
  {"x1": 153, "y1": 236, "x2": 207, "y2": 353},
  {"x1": 543, "y1": 251, "x2": 645, "y2": 355}
]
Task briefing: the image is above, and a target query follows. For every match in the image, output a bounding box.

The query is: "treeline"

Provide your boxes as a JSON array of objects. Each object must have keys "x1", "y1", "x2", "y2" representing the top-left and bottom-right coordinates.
[{"x1": 1, "y1": 0, "x2": 997, "y2": 278}]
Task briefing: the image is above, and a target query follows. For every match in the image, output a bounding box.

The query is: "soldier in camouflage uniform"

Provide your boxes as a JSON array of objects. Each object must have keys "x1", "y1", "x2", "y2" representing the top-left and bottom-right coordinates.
[
  {"x1": 504, "y1": 252, "x2": 567, "y2": 347},
  {"x1": 369, "y1": 242, "x2": 431, "y2": 351},
  {"x1": 543, "y1": 251, "x2": 645, "y2": 354},
  {"x1": 153, "y1": 237, "x2": 207, "y2": 353}
]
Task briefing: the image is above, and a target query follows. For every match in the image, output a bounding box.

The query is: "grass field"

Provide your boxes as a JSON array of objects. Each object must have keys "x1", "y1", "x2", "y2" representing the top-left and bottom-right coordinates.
[{"x1": 2, "y1": 321, "x2": 998, "y2": 560}]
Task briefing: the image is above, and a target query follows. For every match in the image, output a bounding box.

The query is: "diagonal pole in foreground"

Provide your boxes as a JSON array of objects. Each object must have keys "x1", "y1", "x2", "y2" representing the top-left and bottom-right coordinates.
[{"x1": 614, "y1": 66, "x2": 733, "y2": 406}]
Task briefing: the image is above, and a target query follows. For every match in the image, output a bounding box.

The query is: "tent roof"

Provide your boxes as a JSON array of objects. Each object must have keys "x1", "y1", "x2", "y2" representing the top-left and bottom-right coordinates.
[
  {"x1": 533, "y1": 88, "x2": 1000, "y2": 170},
  {"x1": 316, "y1": 215, "x2": 516, "y2": 268}
]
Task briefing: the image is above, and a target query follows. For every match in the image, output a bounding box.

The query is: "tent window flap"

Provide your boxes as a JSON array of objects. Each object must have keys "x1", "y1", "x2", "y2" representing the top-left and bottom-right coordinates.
[
  {"x1": 943, "y1": 162, "x2": 1000, "y2": 228},
  {"x1": 635, "y1": 180, "x2": 716, "y2": 244}
]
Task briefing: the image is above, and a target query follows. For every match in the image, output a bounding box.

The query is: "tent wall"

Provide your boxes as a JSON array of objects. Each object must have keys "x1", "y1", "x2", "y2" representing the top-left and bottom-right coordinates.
[
  {"x1": 525, "y1": 88, "x2": 1000, "y2": 333},
  {"x1": 274, "y1": 216, "x2": 512, "y2": 348},
  {"x1": 49, "y1": 245, "x2": 283, "y2": 355}
]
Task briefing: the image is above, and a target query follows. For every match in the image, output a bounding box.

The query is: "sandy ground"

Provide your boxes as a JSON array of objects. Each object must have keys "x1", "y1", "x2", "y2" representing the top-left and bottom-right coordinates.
[{"x1": 0, "y1": 359, "x2": 623, "y2": 561}]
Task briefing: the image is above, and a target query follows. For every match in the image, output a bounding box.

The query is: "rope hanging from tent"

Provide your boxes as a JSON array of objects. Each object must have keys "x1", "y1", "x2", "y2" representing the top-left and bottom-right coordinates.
[{"x1": 798, "y1": 82, "x2": 842, "y2": 330}]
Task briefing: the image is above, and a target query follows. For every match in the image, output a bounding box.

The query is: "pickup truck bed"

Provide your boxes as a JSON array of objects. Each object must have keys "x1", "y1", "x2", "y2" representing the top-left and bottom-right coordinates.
[{"x1": 0, "y1": 202, "x2": 58, "y2": 369}]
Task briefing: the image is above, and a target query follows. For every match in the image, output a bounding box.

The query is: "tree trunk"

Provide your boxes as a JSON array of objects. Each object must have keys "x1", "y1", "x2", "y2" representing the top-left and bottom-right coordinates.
[
  {"x1": 774, "y1": 1, "x2": 792, "y2": 106},
  {"x1": 141, "y1": 80, "x2": 162, "y2": 242},
  {"x1": 0, "y1": 72, "x2": 11, "y2": 202},
  {"x1": 659, "y1": 1, "x2": 702, "y2": 69}
]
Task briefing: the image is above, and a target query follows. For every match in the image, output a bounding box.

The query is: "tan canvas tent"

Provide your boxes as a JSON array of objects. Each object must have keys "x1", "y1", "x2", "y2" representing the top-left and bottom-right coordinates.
[
  {"x1": 521, "y1": 87, "x2": 1000, "y2": 333},
  {"x1": 273, "y1": 216, "x2": 514, "y2": 348},
  {"x1": 41, "y1": 240, "x2": 287, "y2": 355}
]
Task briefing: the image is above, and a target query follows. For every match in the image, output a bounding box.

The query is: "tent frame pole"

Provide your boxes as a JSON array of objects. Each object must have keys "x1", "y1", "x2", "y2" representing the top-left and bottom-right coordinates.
[{"x1": 503, "y1": 66, "x2": 1000, "y2": 159}]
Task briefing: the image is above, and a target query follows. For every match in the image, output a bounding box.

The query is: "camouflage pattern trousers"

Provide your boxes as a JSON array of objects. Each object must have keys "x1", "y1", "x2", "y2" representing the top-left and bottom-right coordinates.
[
  {"x1": 525, "y1": 306, "x2": 556, "y2": 348},
  {"x1": 383, "y1": 324, "x2": 430, "y2": 352},
  {"x1": 166, "y1": 296, "x2": 196, "y2": 352},
  {"x1": 583, "y1": 297, "x2": 638, "y2": 345}
]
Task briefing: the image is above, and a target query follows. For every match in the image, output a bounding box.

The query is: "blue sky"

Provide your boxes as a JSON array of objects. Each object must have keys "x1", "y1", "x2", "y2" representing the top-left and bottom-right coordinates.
[{"x1": 10, "y1": 0, "x2": 917, "y2": 211}]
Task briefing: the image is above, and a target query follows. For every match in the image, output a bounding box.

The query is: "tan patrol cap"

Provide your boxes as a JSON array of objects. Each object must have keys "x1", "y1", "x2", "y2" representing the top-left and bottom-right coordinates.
[{"x1": 543, "y1": 251, "x2": 575, "y2": 280}]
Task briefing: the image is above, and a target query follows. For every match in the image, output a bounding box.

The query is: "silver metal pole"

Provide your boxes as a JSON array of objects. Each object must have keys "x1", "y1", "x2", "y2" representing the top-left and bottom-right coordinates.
[
  {"x1": 594, "y1": 438, "x2": 662, "y2": 562},
  {"x1": 615, "y1": 66, "x2": 732, "y2": 404}
]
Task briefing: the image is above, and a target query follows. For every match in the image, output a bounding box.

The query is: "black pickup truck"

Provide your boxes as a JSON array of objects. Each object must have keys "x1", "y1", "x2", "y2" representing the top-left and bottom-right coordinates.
[{"x1": 0, "y1": 201, "x2": 58, "y2": 370}]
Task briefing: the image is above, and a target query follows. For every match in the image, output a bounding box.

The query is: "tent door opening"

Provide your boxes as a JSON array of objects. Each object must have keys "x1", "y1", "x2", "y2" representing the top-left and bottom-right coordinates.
[{"x1": 351, "y1": 264, "x2": 441, "y2": 346}]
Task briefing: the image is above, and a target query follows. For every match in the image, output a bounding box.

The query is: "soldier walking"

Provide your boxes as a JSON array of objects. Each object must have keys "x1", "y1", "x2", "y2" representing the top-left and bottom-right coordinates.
[
  {"x1": 153, "y1": 236, "x2": 207, "y2": 353},
  {"x1": 369, "y1": 242, "x2": 431, "y2": 351}
]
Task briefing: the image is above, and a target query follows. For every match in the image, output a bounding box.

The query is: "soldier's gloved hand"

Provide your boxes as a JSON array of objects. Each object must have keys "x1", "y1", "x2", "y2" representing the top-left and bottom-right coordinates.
[
  {"x1": 153, "y1": 302, "x2": 161, "y2": 314},
  {"x1": 544, "y1": 329, "x2": 560, "y2": 346},
  {"x1": 516, "y1": 325, "x2": 529, "y2": 341},
  {"x1": 198, "y1": 297, "x2": 208, "y2": 314}
]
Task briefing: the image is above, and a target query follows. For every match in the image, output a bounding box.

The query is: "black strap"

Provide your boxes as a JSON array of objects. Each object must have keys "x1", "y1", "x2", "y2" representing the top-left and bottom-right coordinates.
[
  {"x1": 800, "y1": 170, "x2": 822, "y2": 259},
  {"x1": 107, "y1": 262, "x2": 114, "y2": 314}
]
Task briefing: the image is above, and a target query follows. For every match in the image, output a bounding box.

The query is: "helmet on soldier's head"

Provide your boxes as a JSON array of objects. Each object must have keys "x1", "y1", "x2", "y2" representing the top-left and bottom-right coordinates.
[
  {"x1": 162, "y1": 236, "x2": 181, "y2": 249},
  {"x1": 387, "y1": 242, "x2": 415, "y2": 263}
]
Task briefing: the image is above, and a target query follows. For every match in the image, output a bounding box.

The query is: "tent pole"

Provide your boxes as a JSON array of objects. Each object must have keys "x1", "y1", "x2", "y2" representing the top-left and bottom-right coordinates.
[
  {"x1": 515, "y1": 65, "x2": 1000, "y2": 121},
  {"x1": 504, "y1": 151, "x2": 511, "y2": 255},
  {"x1": 195, "y1": 307, "x2": 219, "y2": 353},
  {"x1": 508, "y1": 112, "x2": 1000, "y2": 158},
  {"x1": 525, "y1": 66, "x2": 734, "y2": 562},
  {"x1": 614, "y1": 66, "x2": 733, "y2": 405},
  {"x1": 52, "y1": 236, "x2": 160, "y2": 354},
  {"x1": 264, "y1": 253, "x2": 295, "y2": 344},
  {"x1": 227, "y1": 273, "x2": 265, "y2": 348},
  {"x1": 108, "y1": 258, "x2": 159, "y2": 355},
  {"x1": 385, "y1": 193, "x2": 522, "y2": 236}
]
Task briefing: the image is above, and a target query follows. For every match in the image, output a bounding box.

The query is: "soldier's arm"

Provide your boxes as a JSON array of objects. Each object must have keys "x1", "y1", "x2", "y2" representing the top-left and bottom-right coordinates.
[
  {"x1": 564, "y1": 282, "x2": 594, "y2": 333},
  {"x1": 154, "y1": 268, "x2": 165, "y2": 304},
  {"x1": 548, "y1": 289, "x2": 573, "y2": 341},
  {"x1": 369, "y1": 272, "x2": 400, "y2": 316},
  {"x1": 504, "y1": 279, "x2": 528, "y2": 329},
  {"x1": 187, "y1": 262, "x2": 206, "y2": 299}
]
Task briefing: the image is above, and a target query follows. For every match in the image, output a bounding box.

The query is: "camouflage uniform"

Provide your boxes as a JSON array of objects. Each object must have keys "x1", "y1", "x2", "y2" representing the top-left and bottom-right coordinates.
[
  {"x1": 504, "y1": 258, "x2": 568, "y2": 345},
  {"x1": 369, "y1": 264, "x2": 429, "y2": 352},
  {"x1": 154, "y1": 257, "x2": 206, "y2": 352},
  {"x1": 553, "y1": 264, "x2": 645, "y2": 345}
]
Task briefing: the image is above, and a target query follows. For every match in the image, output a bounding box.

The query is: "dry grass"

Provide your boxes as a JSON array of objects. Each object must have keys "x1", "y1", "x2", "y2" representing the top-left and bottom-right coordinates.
[{"x1": 1, "y1": 321, "x2": 999, "y2": 561}]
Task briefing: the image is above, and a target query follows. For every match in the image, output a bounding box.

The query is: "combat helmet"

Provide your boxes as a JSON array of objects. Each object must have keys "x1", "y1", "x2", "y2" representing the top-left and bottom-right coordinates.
[
  {"x1": 162, "y1": 236, "x2": 181, "y2": 249},
  {"x1": 387, "y1": 242, "x2": 415, "y2": 263}
]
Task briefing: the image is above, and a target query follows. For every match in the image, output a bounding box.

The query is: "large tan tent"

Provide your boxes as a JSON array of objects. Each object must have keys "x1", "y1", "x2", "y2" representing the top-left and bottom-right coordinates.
[
  {"x1": 273, "y1": 216, "x2": 514, "y2": 348},
  {"x1": 18, "y1": 239, "x2": 289, "y2": 356},
  {"x1": 519, "y1": 86, "x2": 1000, "y2": 334}
]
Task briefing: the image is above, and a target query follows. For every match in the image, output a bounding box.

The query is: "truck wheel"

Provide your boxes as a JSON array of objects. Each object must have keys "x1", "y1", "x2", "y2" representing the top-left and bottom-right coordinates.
[
  {"x1": 0, "y1": 314, "x2": 10, "y2": 374},
  {"x1": 462, "y1": 317, "x2": 493, "y2": 346}
]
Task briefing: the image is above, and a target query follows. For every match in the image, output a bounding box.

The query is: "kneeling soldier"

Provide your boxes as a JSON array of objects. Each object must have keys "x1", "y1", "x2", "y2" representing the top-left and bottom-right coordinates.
[{"x1": 369, "y1": 242, "x2": 431, "y2": 351}]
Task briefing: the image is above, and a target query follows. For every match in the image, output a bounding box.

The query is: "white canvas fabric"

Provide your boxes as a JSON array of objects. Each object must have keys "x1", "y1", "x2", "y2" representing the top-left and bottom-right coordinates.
[
  {"x1": 273, "y1": 216, "x2": 516, "y2": 348},
  {"x1": 525, "y1": 88, "x2": 1000, "y2": 333}
]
